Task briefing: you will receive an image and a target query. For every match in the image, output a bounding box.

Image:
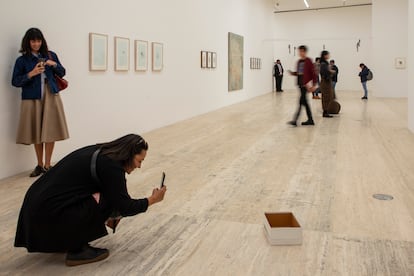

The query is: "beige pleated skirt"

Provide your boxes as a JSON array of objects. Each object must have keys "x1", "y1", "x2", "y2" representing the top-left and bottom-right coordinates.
[{"x1": 16, "y1": 84, "x2": 69, "y2": 145}]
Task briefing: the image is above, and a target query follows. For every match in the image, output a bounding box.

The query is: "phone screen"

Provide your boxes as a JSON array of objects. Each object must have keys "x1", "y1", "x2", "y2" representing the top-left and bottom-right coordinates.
[{"x1": 160, "y1": 172, "x2": 166, "y2": 188}]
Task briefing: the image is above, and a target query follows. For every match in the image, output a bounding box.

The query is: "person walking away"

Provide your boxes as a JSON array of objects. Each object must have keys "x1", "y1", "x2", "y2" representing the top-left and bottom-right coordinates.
[
  {"x1": 320, "y1": 51, "x2": 335, "y2": 118},
  {"x1": 287, "y1": 45, "x2": 318, "y2": 126},
  {"x1": 273, "y1": 59, "x2": 284, "y2": 92},
  {"x1": 330, "y1": 60, "x2": 338, "y2": 99},
  {"x1": 359, "y1": 63, "x2": 369, "y2": 100},
  {"x1": 12, "y1": 28, "x2": 69, "y2": 177},
  {"x1": 312, "y1": 58, "x2": 321, "y2": 99}
]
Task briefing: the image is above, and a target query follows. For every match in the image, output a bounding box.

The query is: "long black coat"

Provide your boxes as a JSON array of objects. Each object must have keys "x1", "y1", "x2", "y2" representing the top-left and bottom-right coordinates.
[{"x1": 15, "y1": 145, "x2": 148, "y2": 252}]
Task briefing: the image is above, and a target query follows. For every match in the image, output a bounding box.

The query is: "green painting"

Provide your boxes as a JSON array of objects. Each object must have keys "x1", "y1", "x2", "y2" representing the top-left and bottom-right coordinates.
[{"x1": 228, "y1": 32, "x2": 244, "y2": 92}]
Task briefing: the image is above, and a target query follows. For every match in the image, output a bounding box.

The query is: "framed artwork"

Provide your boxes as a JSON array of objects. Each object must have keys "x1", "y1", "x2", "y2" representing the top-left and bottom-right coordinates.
[
  {"x1": 135, "y1": 40, "x2": 148, "y2": 71},
  {"x1": 89, "y1": 33, "x2": 108, "y2": 71},
  {"x1": 228, "y1": 32, "x2": 244, "y2": 91},
  {"x1": 207, "y1": 52, "x2": 212, "y2": 68},
  {"x1": 250, "y1": 58, "x2": 253, "y2": 69},
  {"x1": 212, "y1": 52, "x2": 217, "y2": 68},
  {"x1": 115, "y1": 37, "x2": 130, "y2": 71},
  {"x1": 201, "y1": 51, "x2": 207, "y2": 68},
  {"x1": 254, "y1": 58, "x2": 257, "y2": 69},
  {"x1": 258, "y1": 59, "x2": 261, "y2": 69},
  {"x1": 152, "y1": 42, "x2": 163, "y2": 71},
  {"x1": 395, "y1": 57, "x2": 406, "y2": 69}
]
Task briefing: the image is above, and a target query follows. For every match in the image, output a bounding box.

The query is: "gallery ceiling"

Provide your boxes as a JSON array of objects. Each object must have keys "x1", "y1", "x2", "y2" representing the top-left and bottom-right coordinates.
[{"x1": 273, "y1": 0, "x2": 372, "y2": 13}]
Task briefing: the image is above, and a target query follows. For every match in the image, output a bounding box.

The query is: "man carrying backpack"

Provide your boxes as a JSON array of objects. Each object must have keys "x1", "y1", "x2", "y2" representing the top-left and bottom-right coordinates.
[{"x1": 359, "y1": 63, "x2": 372, "y2": 100}]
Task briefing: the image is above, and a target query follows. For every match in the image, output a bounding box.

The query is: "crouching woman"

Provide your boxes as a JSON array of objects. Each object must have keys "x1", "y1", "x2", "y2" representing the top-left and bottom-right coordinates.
[{"x1": 15, "y1": 134, "x2": 167, "y2": 266}]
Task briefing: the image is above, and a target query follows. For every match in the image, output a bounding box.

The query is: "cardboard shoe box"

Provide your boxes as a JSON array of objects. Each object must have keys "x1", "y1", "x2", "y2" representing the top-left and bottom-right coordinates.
[{"x1": 263, "y1": 212, "x2": 302, "y2": 245}]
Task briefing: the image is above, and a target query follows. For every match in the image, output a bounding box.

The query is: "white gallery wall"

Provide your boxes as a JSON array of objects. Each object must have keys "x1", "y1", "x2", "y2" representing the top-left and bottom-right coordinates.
[
  {"x1": 271, "y1": 6, "x2": 372, "y2": 92},
  {"x1": 0, "y1": 0, "x2": 274, "y2": 179},
  {"x1": 372, "y1": 0, "x2": 408, "y2": 98}
]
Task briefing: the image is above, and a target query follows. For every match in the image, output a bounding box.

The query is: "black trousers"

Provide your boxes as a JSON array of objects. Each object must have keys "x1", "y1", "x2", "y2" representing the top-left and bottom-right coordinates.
[
  {"x1": 294, "y1": 86, "x2": 313, "y2": 122},
  {"x1": 275, "y1": 75, "x2": 283, "y2": 91}
]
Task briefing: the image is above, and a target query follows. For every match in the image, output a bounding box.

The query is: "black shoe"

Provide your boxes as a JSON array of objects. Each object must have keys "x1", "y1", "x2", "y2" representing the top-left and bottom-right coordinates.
[
  {"x1": 323, "y1": 112, "x2": 333, "y2": 118},
  {"x1": 66, "y1": 244, "x2": 109, "y2": 267},
  {"x1": 301, "y1": 120, "x2": 315, "y2": 126},
  {"x1": 361, "y1": 96, "x2": 368, "y2": 100},
  {"x1": 287, "y1": 121, "x2": 297, "y2": 127},
  {"x1": 29, "y1": 165, "x2": 45, "y2": 177},
  {"x1": 44, "y1": 166, "x2": 53, "y2": 172}
]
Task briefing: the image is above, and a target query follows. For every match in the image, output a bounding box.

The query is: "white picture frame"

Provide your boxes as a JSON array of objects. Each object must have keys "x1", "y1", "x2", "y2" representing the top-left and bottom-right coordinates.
[
  {"x1": 135, "y1": 40, "x2": 148, "y2": 71},
  {"x1": 115, "y1": 37, "x2": 130, "y2": 71},
  {"x1": 201, "y1": 51, "x2": 207, "y2": 68},
  {"x1": 207, "y1": 52, "x2": 212, "y2": 68},
  {"x1": 152, "y1": 42, "x2": 163, "y2": 72},
  {"x1": 89, "y1": 33, "x2": 108, "y2": 71},
  {"x1": 212, "y1": 52, "x2": 217, "y2": 68}
]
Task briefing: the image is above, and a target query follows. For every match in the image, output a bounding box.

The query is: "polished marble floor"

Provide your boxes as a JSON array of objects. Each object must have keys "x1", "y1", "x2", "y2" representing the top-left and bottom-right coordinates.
[{"x1": 1, "y1": 91, "x2": 413, "y2": 276}]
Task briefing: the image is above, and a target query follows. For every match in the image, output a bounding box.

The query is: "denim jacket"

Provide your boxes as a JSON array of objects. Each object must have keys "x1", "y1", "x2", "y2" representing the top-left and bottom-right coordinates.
[{"x1": 12, "y1": 51, "x2": 66, "y2": 99}]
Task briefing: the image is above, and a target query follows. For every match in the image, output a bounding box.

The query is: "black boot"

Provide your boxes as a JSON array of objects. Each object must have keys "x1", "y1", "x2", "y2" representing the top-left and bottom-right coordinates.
[
  {"x1": 301, "y1": 120, "x2": 315, "y2": 126},
  {"x1": 66, "y1": 244, "x2": 109, "y2": 266},
  {"x1": 287, "y1": 120, "x2": 297, "y2": 127},
  {"x1": 323, "y1": 111, "x2": 333, "y2": 118}
]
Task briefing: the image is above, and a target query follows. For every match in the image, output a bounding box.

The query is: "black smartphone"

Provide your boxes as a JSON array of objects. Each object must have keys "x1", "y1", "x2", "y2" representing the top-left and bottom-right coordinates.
[{"x1": 160, "y1": 172, "x2": 166, "y2": 188}]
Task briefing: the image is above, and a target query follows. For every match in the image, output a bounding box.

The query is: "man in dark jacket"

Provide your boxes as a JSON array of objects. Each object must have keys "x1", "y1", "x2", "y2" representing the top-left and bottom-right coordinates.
[
  {"x1": 288, "y1": 45, "x2": 318, "y2": 126},
  {"x1": 273, "y1": 59, "x2": 284, "y2": 92},
  {"x1": 359, "y1": 63, "x2": 369, "y2": 100}
]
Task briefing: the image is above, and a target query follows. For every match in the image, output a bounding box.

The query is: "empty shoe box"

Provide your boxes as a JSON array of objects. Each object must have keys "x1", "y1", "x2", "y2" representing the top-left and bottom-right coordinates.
[{"x1": 263, "y1": 212, "x2": 302, "y2": 245}]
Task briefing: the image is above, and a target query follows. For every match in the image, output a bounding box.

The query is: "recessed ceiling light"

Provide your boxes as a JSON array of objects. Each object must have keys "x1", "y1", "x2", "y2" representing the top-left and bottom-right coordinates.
[{"x1": 304, "y1": 0, "x2": 310, "y2": 8}]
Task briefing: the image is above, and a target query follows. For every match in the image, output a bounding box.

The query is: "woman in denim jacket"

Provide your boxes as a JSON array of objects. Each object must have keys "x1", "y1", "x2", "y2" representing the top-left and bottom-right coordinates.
[{"x1": 12, "y1": 28, "x2": 69, "y2": 177}]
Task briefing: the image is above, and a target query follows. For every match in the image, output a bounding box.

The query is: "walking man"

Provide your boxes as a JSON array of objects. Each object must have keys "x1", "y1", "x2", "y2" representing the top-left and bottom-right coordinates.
[
  {"x1": 288, "y1": 45, "x2": 318, "y2": 126},
  {"x1": 273, "y1": 59, "x2": 284, "y2": 92}
]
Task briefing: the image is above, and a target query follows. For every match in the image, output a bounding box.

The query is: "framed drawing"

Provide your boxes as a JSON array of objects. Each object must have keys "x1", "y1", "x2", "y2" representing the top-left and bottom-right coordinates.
[
  {"x1": 207, "y1": 52, "x2": 212, "y2": 68},
  {"x1": 201, "y1": 51, "x2": 207, "y2": 68},
  {"x1": 395, "y1": 57, "x2": 406, "y2": 69},
  {"x1": 152, "y1": 42, "x2": 163, "y2": 71},
  {"x1": 212, "y1": 52, "x2": 217, "y2": 68},
  {"x1": 135, "y1": 40, "x2": 148, "y2": 71},
  {"x1": 228, "y1": 32, "x2": 244, "y2": 91},
  {"x1": 115, "y1": 37, "x2": 130, "y2": 71},
  {"x1": 89, "y1": 33, "x2": 108, "y2": 71}
]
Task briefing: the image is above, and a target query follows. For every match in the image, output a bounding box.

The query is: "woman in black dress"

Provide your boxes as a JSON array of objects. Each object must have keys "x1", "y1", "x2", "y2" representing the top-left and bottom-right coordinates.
[{"x1": 15, "y1": 134, "x2": 167, "y2": 266}]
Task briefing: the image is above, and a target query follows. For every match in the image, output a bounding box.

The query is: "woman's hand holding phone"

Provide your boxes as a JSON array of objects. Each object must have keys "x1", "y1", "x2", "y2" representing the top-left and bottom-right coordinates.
[
  {"x1": 28, "y1": 62, "x2": 45, "y2": 78},
  {"x1": 148, "y1": 186, "x2": 166, "y2": 206}
]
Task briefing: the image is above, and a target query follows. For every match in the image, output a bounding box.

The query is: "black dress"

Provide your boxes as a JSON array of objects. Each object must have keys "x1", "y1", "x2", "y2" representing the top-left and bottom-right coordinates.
[{"x1": 15, "y1": 145, "x2": 149, "y2": 252}]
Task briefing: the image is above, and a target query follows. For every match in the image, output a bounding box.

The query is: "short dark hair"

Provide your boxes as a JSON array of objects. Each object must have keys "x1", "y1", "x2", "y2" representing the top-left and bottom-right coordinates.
[
  {"x1": 330, "y1": 60, "x2": 335, "y2": 64},
  {"x1": 276, "y1": 59, "x2": 280, "y2": 62},
  {"x1": 360, "y1": 63, "x2": 365, "y2": 67},
  {"x1": 315, "y1": 57, "x2": 320, "y2": 62},
  {"x1": 20, "y1": 28, "x2": 49, "y2": 56},
  {"x1": 99, "y1": 134, "x2": 149, "y2": 169},
  {"x1": 298, "y1": 45, "x2": 308, "y2": 52}
]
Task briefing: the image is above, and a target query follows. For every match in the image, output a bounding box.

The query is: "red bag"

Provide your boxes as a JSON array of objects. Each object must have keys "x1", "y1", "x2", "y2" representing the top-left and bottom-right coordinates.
[{"x1": 48, "y1": 52, "x2": 68, "y2": 92}]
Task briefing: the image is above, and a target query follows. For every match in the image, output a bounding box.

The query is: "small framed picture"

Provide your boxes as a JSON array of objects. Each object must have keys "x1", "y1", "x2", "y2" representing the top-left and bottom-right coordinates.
[
  {"x1": 201, "y1": 51, "x2": 207, "y2": 68},
  {"x1": 254, "y1": 58, "x2": 258, "y2": 69},
  {"x1": 89, "y1": 33, "x2": 108, "y2": 71},
  {"x1": 135, "y1": 40, "x2": 148, "y2": 71},
  {"x1": 115, "y1": 37, "x2": 130, "y2": 71},
  {"x1": 212, "y1": 52, "x2": 217, "y2": 68},
  {"x1": 258, "y1": 59, "x2": 261, "y2": 69},
  {"x1": 207, "y1": 52, "x2": 212, "y2": 68},
  {"x1": 152, "y1": 42, "x2": 163, "y2": 72}
]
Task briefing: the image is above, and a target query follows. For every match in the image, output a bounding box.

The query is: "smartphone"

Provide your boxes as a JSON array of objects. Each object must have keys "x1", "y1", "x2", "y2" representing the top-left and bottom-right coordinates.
[
  {"x1": 38, "y1": 58, "x2": 46, "y2": 67},
  {"x1": 160, "y1": 172, "x2": 166, "y2": 188}
]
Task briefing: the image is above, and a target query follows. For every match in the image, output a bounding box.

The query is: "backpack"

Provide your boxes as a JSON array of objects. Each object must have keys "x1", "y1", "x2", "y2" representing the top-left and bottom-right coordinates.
[{"x1": 367, "y1": 69, "x2": 373, "y2": 81}]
